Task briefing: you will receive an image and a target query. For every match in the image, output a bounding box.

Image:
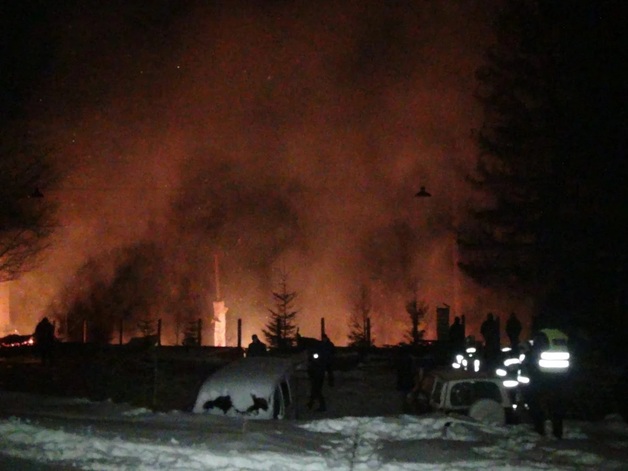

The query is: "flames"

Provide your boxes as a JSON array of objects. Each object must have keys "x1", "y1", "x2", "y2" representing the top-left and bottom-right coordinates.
[{"x1": 0, "y1": 334, "x2": 34, "y2": 348}]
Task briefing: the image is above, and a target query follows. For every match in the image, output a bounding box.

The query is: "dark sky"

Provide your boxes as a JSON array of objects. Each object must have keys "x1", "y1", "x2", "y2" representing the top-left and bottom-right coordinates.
[{"x1": 4, "y1": 1, "x2": 514, "y2": 344}]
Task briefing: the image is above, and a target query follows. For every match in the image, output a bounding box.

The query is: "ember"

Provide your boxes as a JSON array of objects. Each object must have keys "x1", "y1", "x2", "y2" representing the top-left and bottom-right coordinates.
[{"x1": 0, "y1": 334, "x2": 34, "y2": 348}]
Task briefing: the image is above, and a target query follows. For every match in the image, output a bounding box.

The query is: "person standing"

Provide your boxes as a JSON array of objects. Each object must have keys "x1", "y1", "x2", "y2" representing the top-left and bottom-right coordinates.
[
  {"x1": 33, "y1": 317, "x2": 55, "y2": 365},
  {"x1": 307, "y1": 346, "x2": 327, "y2": 412},
  {"x1": 481, "y1": 313, "x2": 500, "y2": 367},
  {"x1": 506, "y1": 312, "x2": 522, "y2": 350},
  {"x1": 449, "y1": 316, "x2": 465, "y2": 354},
  {"x1": 522, "y1": 328, "x2": 571, "y2": 438},
  {"x1": 247, "y1": 334, "x2": 267, "y2": 357}
]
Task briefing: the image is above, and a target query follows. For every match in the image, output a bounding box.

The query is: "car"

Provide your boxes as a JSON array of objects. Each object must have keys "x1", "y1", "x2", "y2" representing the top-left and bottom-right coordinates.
[
  {"x1": 192, "y1": 356, "x2": 297, "y2": 420},
  {"x1": 413, "y1": 369, "x2": 520, "y2": 425}
]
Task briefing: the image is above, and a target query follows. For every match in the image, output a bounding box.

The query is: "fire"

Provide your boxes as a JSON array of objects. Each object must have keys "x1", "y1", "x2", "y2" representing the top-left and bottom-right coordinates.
[{"x1": 0, "y1": 334, "x2": 34, "y2": 348}]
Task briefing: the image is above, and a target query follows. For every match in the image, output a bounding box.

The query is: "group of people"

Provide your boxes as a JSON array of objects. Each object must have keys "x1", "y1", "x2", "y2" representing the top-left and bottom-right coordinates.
[
  {"x1": 246, "y1": 332, "x2": 335, "y2": 413},
  {"x1": 448, "y1": 311, "x2": 570, "y2": 439},
  {"x1": 449, "y1": 312, "x2": 523, "y2": 363}
]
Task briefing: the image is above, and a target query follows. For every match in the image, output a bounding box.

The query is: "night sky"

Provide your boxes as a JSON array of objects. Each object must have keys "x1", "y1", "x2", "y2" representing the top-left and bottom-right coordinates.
[{"x1": 3, "y1": 1, "x2": 513, "y2": 344}]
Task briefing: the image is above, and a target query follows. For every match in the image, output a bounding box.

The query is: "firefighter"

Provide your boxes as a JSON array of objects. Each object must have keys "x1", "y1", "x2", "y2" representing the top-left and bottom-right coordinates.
[{"x1": 521, "y1": 328, "x2": 570, "y2": 438}]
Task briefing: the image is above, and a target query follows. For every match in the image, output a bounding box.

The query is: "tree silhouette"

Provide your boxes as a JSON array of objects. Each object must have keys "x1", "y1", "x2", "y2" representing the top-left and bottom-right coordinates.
[
  {"x1": 347, "y1": 284, "x2": 372, "y2": 347},
  {"x1": 459, "y1": 0, "x2": 628, "y2": 352},
  {"x1": 263, "y1": 269, "x2": 298, "y2": 350},
  {"x1": 405, "y1": 298, "x2": 427, "y2": 345},
  {"x1": 136, "y1": 318, "x2": 156, "y2": 337},
  {"x1": 0, "y1": 130, "x2": 57, "y2": 281}
]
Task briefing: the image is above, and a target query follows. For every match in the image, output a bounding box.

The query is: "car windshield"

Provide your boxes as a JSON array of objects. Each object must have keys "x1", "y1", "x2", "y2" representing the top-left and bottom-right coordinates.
[{"x1": 450, "y1": 381, "x2": 502, "y2": 407}]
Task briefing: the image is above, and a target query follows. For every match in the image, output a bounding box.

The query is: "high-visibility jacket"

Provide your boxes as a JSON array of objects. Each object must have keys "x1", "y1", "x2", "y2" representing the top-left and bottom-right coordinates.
[{"x1": 531, "y1": 328, "x2": 570, "y2": 373}]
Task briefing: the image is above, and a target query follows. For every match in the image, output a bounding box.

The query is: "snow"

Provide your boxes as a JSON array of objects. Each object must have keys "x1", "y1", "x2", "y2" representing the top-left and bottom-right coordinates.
[
  {"x1": 1, "y1": 363, "x2": 627, "y2": 470},
  {"x1": 192, "y1": 357, "x2": 297, "y2": 418}
]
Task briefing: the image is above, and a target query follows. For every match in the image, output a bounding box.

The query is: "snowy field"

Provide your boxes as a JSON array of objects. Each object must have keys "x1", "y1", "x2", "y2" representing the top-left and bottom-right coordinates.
[{"x1": 0, "y1": 359, "x2": 627, "y2": 470}]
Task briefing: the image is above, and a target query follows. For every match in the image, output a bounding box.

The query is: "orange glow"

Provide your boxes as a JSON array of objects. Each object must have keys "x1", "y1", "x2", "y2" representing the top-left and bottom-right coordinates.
[{"x1": 7, "y1": 2, "x2": 533, "y2": 346}]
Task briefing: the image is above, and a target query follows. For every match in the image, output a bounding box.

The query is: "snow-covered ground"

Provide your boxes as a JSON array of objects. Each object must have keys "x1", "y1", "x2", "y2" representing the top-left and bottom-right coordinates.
[{"x1": 0, "y1": 361, "x2": 627, "y2": 470}]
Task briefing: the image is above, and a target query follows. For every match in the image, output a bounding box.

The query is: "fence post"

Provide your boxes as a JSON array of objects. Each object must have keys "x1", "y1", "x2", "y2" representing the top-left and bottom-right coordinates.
[
  {"x1": 157, "y1": 318, "x2": 162, "y2": 346},
  {"x1": 366, "y1": 317, "x2": 371, "y2": 347},
  {"x1": 237, "y1": 318, "x2": 242, "y2": 348},
  {"x1": 152, "y1": 342, "x2": 158, "y2": 409},
  {"x1": 197, "y1": 319, "x2": 202, "y2": 346},
  {"x1": 119, "y1": 318, "x2": 123, "y2": 345},
  {"x1": 320, "y1": 317, "x2": 326, "y2": 339},
  {"x1": 82, "y1": 319, "x2": 87, "y2": 343}
]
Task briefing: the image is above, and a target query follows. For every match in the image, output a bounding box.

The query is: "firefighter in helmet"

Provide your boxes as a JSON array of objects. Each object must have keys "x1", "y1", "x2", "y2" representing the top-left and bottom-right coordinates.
[{"x1": 521, "y1": 328, "x2": 571, "y2": 438}]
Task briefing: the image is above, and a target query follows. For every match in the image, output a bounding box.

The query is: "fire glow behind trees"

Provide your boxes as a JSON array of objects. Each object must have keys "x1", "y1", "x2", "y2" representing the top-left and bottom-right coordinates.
[{"x1": 7, "y1": 1, "x2": 609, "y2": 345}]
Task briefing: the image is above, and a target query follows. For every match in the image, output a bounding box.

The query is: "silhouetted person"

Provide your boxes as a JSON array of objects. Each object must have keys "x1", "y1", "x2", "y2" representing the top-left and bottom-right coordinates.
[
  {"x1": 307, "y1": 346, "x2": 327, "y2": 412},
  {"x1": 449, "y1": 316, "x2": 465, "y2": 353},
  {"x1": 506, "y1": 312, "x2": 522, "y2": 350},
  {"x1": 480, "y1": 313, "x2": 500, "y2": 367},
  {"x1": 522, "y1": 328, "x2": 570, "y2": 439},
  {"x1": 395, "y1": 345, "x2": 415, "y2": 392},
  {"x1": 33, "y1": 317, "x2": 55, "y2": 365},
  {"x1": 247, "y1": 334, "x2": 267, "y2": 357}
]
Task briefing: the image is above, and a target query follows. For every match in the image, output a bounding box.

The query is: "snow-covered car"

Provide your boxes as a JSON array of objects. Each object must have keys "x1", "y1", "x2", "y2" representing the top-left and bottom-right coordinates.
[
  {"x1": 192, "y1": 356, "x2": 296, "y2": 420},
  {"x1": 420, "y1": 370, "x2": 519, "y2": 425}
]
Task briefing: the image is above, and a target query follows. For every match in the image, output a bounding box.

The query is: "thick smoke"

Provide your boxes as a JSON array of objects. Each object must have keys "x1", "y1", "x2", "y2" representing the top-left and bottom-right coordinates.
[{"x1": 10, "y1": 1, "x2": 527, "y2": 344}]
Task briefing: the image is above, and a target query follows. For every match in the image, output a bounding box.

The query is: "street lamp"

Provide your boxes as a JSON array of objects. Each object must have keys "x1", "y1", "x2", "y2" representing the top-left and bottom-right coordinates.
[{"x1": 415, "y1": 186, "x2": 431, "y2": 198}]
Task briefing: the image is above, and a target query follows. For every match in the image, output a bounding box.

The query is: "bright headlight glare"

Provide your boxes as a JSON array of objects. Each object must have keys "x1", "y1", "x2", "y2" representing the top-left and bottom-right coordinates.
[
  {"x1": 496, "y1": 368, "x2": 507, "y2": 377},
  {"x1": 503, "y1": 380, "x2": 519, "y2": 388}
]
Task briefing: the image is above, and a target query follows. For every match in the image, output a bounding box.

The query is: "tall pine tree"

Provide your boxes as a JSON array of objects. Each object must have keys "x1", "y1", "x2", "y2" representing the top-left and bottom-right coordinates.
[
  {"x1": 405, "y1": 298, "x2": 428, "y2": 346},
  {"x1": 263, "y1": 269, "x2": 299, "y2": 350},
  {"x1": 459, "y1": 0, "x2": 628, "y2": 350},
  {"x1": 347, "y1": 284, "x2": 372, "y2": 347}
]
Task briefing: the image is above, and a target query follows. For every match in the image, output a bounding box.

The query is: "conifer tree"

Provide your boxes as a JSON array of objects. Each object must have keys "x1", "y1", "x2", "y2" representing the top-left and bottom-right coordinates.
[
  {"x1": 263, "y1": 269, "x2": 298, "y2": 349},
  {"x1": 347, "y1": 284, "x2": 372, "y2": 347},
  {"x1": 458, "y1": 0, "x2": 561, "y2": 297},
  {"x1": 405, "y1": 299, "x2": 427, "y2": 345},
  {"x1": 459, "y1": 0, "x2": 628, "y2": 348}
]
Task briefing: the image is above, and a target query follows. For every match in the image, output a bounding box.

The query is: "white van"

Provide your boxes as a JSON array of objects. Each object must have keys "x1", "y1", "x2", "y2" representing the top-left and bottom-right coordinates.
[
  {"x1": 420, "y1": 370, "x2": 519, "y2": 425},
  {"x1": 192, "y1": 357, "x2": 297, "y2": 420}
]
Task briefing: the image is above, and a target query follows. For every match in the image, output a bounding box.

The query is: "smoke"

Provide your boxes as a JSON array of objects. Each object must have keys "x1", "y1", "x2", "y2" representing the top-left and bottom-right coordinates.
[{"x1": 10, "y1": 1, "x2": 527, "y2": 344}]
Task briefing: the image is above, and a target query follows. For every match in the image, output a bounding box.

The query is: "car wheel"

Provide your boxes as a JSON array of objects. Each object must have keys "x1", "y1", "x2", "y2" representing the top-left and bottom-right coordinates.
[{"x1": 469, "y1": 398, "x2": 506, "y2": 425}]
